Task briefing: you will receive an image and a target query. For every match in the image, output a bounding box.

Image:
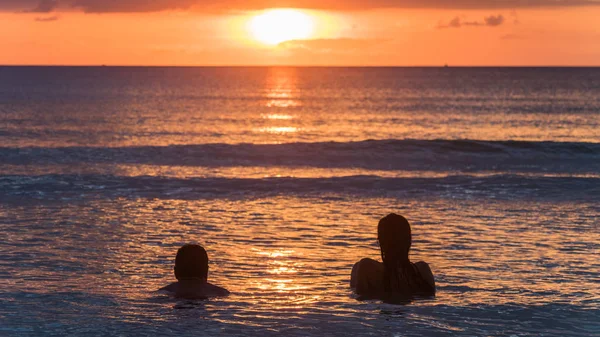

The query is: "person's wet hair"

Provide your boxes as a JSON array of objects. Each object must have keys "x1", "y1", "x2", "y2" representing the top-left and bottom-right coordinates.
[
  {"x1": 377, "y1": 213, "x2": 417, "y2": 294},
  {"x1": 378, "y1": 213, "x2": 412, "y2": 262},
  {"x1": 174, "y1": 244, "x2": 209, "y2": 280}
]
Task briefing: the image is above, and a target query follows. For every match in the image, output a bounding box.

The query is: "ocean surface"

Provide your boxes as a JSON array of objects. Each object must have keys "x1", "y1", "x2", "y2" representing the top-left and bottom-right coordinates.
[{"x1": 0, "y1": 67, "x2": 599, "y2": 336}]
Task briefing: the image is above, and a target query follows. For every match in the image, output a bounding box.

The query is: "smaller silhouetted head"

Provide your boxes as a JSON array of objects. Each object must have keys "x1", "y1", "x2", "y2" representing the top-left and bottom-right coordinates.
[
  {"x1": 174, "y1": 244, "x2": 209, "y2": 281},
  {"x1": 377, "y1": 213, "x2": 412, "y2": 266}
]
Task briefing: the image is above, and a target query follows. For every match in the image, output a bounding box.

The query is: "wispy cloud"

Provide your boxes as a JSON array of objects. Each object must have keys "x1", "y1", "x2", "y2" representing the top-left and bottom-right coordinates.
[
  {"x1": 501, "y1": 33, "x2": 526, "y2": 39},
  {"x1": 23, "y1": 0, "x2": 58, "y2": 13},
  {"x1": 484, "y1": 15, "x2": 504, "y2": 26},
  {"x1": 35, "y1": 15, "x2": 59, "y2": 21},
  {"x1": 438, "y1": 15, "x2": 505, "y2": 29},
  {"x1": 3, "y1": 0, "x2": 600, "y2": 13},
  {"x1": 279, "y1": 38, "x2": 386, "y2": 52}
]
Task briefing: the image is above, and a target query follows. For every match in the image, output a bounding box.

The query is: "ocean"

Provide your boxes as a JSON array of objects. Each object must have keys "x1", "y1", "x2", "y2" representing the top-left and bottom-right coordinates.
[{"x1": 0, "y1": 66, "x2": 598, "y2": 336}]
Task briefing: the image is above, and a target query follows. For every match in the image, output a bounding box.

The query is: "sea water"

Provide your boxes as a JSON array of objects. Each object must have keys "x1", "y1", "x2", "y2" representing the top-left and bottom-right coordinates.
[{"x1": 1, "y1": 67, "x2": 599, "y2": 336}]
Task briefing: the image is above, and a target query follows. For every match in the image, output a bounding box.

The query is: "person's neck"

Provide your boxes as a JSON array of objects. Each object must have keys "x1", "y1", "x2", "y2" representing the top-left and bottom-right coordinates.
[
  {"x1": 177, "y1": 277, "x2": 207, "y2": 284},
  {"x1": 396, "y1": 256, "x2": 411, "y2": 266}
]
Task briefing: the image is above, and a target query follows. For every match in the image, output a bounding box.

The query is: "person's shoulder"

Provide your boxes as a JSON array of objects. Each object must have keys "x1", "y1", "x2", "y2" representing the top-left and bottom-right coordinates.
[
  {"x1": 351, "y1": 257, "x2": 384, "y2": 293},
  {"x1": 157, "y1": 282, "x2": 229, "y2": 298},
  {"x1": 414, "y1": 261, "x2": 435, "y2": 290},
  {"x1": 355, "y1": 258, "x2": 383, "y2": 269},
  {"x1": 205, "y1": 283, "x2": 230, "y2": 297},
  {"x1": 351, "y1": 258, "x2": 382, "y2": 283},
  {"x1": 158, "y1": 282, "x2": 178, "y2": 293}
]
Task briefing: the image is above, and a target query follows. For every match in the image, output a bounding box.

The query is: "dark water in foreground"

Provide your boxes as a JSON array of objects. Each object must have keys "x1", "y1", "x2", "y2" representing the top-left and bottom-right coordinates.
[{"x1": 1, "y1": 67, "x2": 599, "y2": 336}]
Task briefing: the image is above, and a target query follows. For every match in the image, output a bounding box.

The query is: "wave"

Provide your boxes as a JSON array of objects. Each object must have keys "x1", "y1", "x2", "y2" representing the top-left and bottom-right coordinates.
[
  {"x1": 2, "y1": 139, "x2": 599, "y2": 174},
  {"x1": 1, "y1": 174, "x2": 598, "y2": 202}
]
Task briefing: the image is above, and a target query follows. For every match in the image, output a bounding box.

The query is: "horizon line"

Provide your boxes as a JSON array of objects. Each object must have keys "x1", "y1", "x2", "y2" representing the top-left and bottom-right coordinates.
[{"x1": 2, "y1": 64, "x2": 600, "y2": 68}]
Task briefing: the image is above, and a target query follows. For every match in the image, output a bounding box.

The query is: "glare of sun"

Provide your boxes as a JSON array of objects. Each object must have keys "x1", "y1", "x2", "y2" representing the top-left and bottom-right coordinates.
[{"x1": 249, "y1": 9, "x2": 314, "y2": 45}]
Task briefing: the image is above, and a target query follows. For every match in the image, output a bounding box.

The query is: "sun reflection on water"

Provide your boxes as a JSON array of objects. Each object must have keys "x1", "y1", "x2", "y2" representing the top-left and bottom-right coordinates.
[
  {"x1": 258, "y1": 126, "x2": 299, "y2": 134},
  {"x1": 257, "y1": 68, "x2": 302, "y2": 139},
  {"x1": 264, "y1": 68, "x2": 301, "y2": 106},
  {"x1": 262, "y1": 113, "x2": 295, "y2": 120},
  {"x1": 253, "y1": 248, "x2": 306, "y2": 294},
  {"x1": 265, "y1": 86, "x2": 299, "y2": 108},
  {"x1": 256, "y1": 249, "x2": 295, "y2": 258},
  {"x1": 267, "y1": 266, "x2": 298, "y2": 275},
  {"x1": 266, "y1": 98, "x2": 300, "y2": 108}
]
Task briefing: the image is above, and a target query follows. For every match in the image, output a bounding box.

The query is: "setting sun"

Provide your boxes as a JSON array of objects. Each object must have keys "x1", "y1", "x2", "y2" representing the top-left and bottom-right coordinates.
[{"x1": 249, "y1": 9, "x2": 314, "y2": 45}]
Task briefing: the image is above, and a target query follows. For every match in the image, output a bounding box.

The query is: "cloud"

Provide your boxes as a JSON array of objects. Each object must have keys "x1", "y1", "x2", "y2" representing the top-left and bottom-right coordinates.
[
  {"x1": 510, "y1": 9, "x2": 521, "y2": 24},
  {"x1": 71, "y1": 0, "x2": 198, "y2": 13},
  {"x1": 501, "y1": 33, "x2": 526, "y2": 39},
  {"x1": 438, "y1": 14, "x2": 505, "y2": 28},
  {"x1": 444, "y1": 17, "x2": 462, "y2": 28},
  {"x1": 278, "y1": 38, "x2": 386, "y2": 52},
  {"x1": 35, "y1": 15, "x2": 58, "y2": 21},
  {"x1": 484, "y1": 14, "x2": 504, "y2": 26},
  {"x1": 23, "y1": 0, "x2": 58, "y2": 13},
  {"x1": 3, "y1": 0, "x2": 600, "y2": 13}
]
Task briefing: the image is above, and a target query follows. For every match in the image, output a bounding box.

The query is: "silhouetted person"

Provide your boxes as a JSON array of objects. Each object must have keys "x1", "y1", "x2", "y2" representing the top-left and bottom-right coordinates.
[
  {"x1": 350, "y1": 214, "x2": 435, "y2": 302},
  {"x1": 159, "y1": 244, "x2": 229, "y2": 299}
]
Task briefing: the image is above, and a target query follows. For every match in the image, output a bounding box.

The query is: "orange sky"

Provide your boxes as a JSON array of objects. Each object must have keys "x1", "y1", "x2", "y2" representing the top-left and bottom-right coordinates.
[{"x1": 1, "y1": 1, "x2": 599, "y2": 66}]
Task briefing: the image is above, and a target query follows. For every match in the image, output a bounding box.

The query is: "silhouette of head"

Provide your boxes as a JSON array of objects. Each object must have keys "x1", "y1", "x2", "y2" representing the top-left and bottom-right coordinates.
[
  {"x1": 174, "y1": 244, "x2": 209, "y2": 281},
  {"x1": 377, "y1": 213, "x2": 412, "y2": 265}
]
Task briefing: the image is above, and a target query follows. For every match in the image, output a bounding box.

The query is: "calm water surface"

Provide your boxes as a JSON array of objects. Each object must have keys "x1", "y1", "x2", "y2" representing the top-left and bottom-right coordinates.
[{"x1": 1, "y1": 67, "x2": 599, "y2": 336}]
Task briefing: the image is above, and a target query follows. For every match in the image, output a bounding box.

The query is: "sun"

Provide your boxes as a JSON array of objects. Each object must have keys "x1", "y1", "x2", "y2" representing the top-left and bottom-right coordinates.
[{"x1": 249, "y1": 9, "x2": 314, "y2": 45}]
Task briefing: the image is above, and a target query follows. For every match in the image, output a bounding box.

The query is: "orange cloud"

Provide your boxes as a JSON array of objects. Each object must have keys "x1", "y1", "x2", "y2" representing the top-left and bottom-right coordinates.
[
  {"x1": 34, "y1": 15, "x2": 59, "y2": 21},
  {"x1": 279, "y1": 38, "x2": 385, "y2": 51},
  {"x1": 437, "y1": 14, "x2": 505, "y2": 28},
  {"x1": 23, "y1": 0, "x2": 57, "y2": 12},
  {"x1": 6, "y1": 0, "x2": 600, "y2": 13}
]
